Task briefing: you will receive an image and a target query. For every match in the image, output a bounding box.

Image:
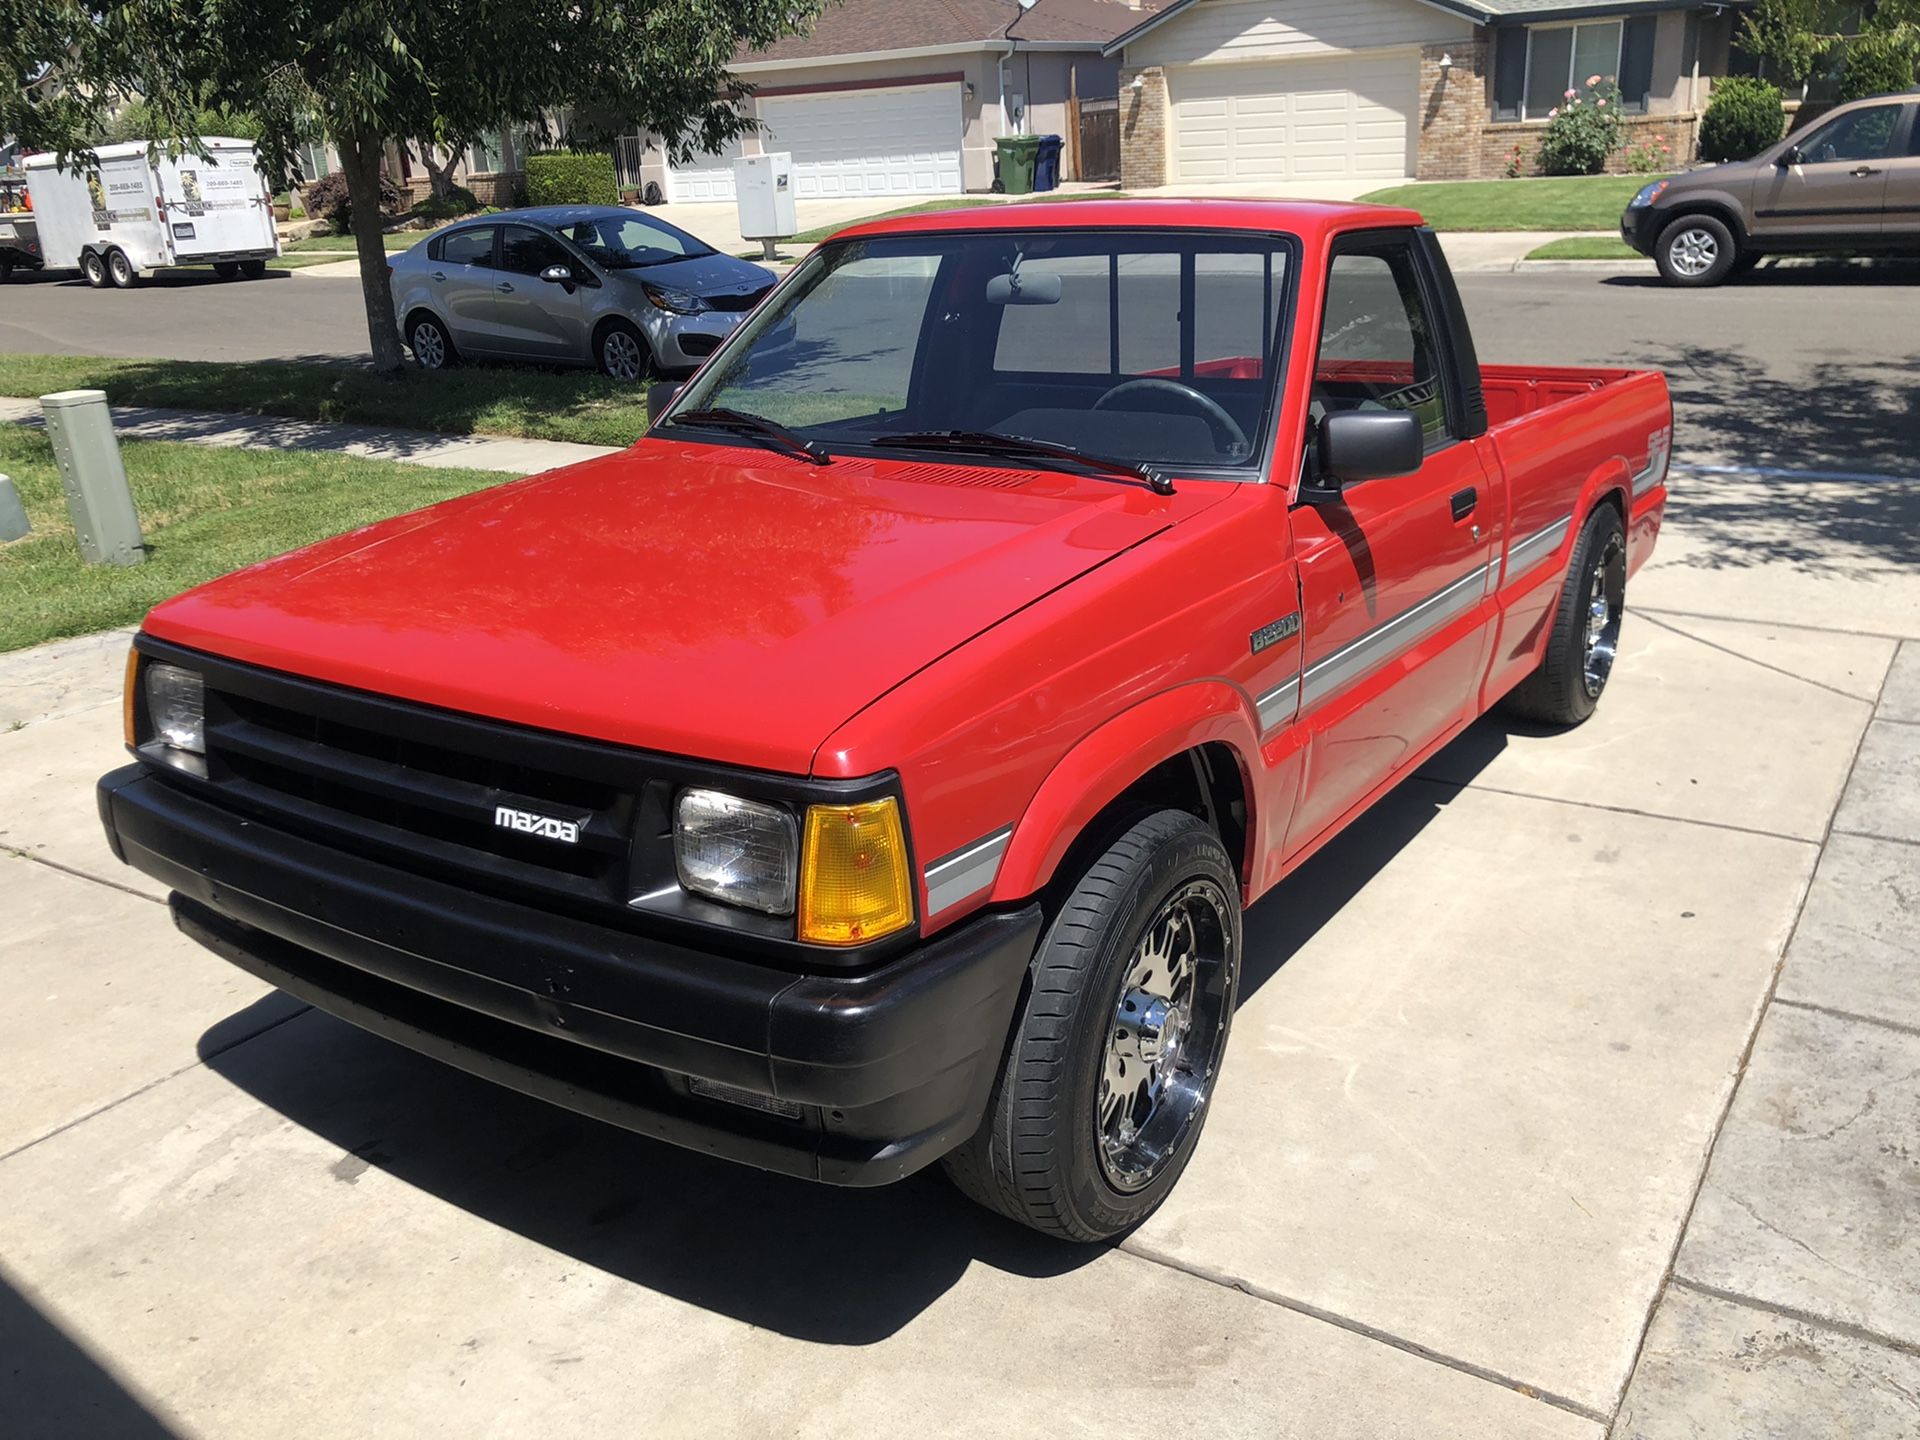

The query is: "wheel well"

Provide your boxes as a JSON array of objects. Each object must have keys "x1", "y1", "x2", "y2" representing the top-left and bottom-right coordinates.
[
  {"x1": 1659, "y1": 201, "x2": 1747, "y2": 247},
  {"x1": 591, "y1": 314, "x2": 648, "y2": 356},
  {"x1": 1040, "y1": 743, "x2": 1250, "y2": 911},
  {"x1": 1592, "y1": 488, "x2": 1626, "y2": 528},
  {"x1": 402, "y1": 308, "x2": 447, "y2": 345}
]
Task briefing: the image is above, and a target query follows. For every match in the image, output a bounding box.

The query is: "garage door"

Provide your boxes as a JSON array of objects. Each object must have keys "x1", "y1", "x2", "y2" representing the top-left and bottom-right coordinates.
[
  {"x1": 666, "y1": 137, "x2": 743, "y2": 202},
  {"x1": 759, "y1": 84, "x2": 963, "y2": 199},
  {"x1": 1170, "y1": 53, "x2": 1415, "y2": 183}
]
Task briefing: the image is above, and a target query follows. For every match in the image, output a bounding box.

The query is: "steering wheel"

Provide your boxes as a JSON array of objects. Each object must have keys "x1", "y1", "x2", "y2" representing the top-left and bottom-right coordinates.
[{"x1": 1093, "y1": 378, "x2": 1250, "y2": 458}]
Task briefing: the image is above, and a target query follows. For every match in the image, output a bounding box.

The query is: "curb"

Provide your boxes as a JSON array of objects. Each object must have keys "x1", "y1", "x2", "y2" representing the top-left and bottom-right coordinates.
[{"x1": 1513, "y1": 259, "x2": 1647, "y2": 274}]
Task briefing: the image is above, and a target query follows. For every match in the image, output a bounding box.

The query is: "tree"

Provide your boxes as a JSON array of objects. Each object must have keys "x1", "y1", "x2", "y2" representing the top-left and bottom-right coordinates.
[
  {"x1": 11, "y1": 1, "x2": 823, "y2": 371},
  {"x1": 1741, "y1": 0, "x2": 1920, "y2": 92}
]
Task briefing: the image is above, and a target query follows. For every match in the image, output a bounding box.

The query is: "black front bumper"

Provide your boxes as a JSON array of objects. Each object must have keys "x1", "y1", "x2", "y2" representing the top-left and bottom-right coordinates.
[
  {"x1": 99, "y1": 765, "x2": 1041, "y2": 1186},
  {"x1": 1620, "y1": 205, "x2": 1662, "y2": 256}
]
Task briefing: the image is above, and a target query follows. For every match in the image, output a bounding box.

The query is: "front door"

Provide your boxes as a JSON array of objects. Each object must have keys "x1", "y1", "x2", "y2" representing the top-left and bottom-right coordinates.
[
  {"x1": 1752, "y1": 102, "x2": 1904, "y2": 242},
  {"x1": 1879, "y1": 103, "x2": 1920, "y2": 241},
  {"x1": 491, "y1": 224, "x2": 590, "y2": 360},
  {"x1": 1284, "y1": 231, "x2": 1496, "y2": 856}
]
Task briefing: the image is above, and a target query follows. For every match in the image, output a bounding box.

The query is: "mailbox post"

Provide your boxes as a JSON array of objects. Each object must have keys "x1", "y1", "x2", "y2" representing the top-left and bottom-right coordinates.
[{"x1": 41, "y1": 389, "x2": 143, "y2": 566}]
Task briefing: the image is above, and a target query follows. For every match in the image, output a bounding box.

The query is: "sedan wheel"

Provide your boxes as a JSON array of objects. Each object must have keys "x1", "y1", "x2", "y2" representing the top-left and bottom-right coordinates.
[
  {"x1": 409, "y1": 317, "x2": 452, "y2": 370},
  {"x1": 598, "y1": 325, "x2": 651, "y2": 382}
]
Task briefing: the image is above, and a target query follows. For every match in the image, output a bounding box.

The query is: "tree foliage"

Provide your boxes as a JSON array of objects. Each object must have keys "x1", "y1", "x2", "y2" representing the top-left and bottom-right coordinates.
[
  {"x1": 9, "y1": 1, "x2": 823, "y2": 370},
  {"x1": 1741, "y1": 0, "x2": 1920, "y2": 89}
]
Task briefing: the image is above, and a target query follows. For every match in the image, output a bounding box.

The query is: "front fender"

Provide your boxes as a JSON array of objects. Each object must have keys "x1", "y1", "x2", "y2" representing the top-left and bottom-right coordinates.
[{"x1": 989, "y1": 682, "x2": 1268, "y2": 905}]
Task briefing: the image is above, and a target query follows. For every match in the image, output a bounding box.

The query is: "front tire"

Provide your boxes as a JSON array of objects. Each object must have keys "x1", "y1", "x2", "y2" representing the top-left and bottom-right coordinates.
[
  {"x1": 596, "y1": 321, "x2": 652, "y2": 382},
  {"x1": 1655, "y1": 215, "x2": 1737, "y2": 287},
  {"x1": 1504, "y1": 504, "x2": 1627, "y2": 727},
  {"x1": 943, "y1": 809, "x2": 1241, "y2": 1241}
]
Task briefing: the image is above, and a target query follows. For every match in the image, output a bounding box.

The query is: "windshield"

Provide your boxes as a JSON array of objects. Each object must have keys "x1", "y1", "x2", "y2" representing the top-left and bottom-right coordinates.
[
  {"x1": 555, "y1": 214, "x2": 714, "y2": 269},
  {"x1": 667, "y1": 229, "x2": 1295, "y2": 473}
]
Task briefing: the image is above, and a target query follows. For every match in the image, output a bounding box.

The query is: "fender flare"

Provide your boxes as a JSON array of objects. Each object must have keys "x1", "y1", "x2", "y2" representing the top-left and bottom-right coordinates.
[{"x1": 990, "y1": 681, "x2": 1264, "y2": 904}]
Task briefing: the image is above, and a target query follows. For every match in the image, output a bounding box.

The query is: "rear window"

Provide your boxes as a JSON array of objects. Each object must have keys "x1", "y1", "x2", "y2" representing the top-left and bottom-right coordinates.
[{"x1": 434, "y1": 227, "x2": 494, "y2": 266}]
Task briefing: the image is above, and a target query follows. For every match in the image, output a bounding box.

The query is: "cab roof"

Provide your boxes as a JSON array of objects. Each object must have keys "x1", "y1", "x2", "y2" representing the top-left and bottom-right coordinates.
[{"x1": 830, "y1": 197, "x2": 1427, "y2": 244}]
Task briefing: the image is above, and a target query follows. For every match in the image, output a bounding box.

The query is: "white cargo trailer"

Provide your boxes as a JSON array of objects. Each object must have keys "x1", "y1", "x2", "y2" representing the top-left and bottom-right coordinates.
[{"x1": 23, "y1": 138, "x2": 280, "y2": 288}]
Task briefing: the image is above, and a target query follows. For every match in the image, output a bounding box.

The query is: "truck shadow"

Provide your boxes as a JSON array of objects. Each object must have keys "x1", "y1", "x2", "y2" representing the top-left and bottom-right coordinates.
[{"x1": 193, "y1": 722, "x2": 1512, "y2": 1342}]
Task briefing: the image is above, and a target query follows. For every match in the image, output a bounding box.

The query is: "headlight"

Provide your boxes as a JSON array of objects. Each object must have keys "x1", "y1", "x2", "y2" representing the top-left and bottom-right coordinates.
[
  {"x1": 144, "y1": 662, "x2": 205, "y2": 754},
  {"x1": 674, "y1": 789, "x2": 798, "y2": 915},
  {"x1": 797, "y1": 798, "x2": 913, "y2": 946},
  {"x1": 643, "y1": 284, "x2": 709, "y2": 315},
  {"x1": 1628, "y1": 180, "x2": 1669, "y2": 209}
]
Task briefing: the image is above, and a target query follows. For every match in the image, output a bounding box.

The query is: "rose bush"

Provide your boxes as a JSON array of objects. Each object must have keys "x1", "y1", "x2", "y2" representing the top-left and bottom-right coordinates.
[{"x1": 1537, "y1": 75, "x2": 1625, "y2": 176}]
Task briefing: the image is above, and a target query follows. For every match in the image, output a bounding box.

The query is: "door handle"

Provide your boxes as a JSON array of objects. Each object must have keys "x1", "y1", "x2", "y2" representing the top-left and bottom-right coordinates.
[
  {"x1": 495, "y1": 281, "x2": 514, "y2": 293},
  {"x1": 430, "y1": 270, "x2": 445, "y2": 281},
  {"x1": 1851, "y1": 166, "x2": 1881, "y2": 178},
  {"x1": 1450, "y1": 487, "x2": 1478, "y2": 521}
]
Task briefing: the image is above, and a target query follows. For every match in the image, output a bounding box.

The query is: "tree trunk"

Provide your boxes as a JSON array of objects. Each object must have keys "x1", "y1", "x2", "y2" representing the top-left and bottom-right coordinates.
[
  {"x1": 421, "y1": 143, "x2": 463, "y2": 201},
  {"x1": 339, "y1": 129, "x2": 406, "y2": 372}
]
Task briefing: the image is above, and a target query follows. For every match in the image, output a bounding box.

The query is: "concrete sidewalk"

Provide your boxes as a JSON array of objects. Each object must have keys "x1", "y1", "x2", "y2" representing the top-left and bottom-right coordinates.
[{"x1": 0, "y1": 395, "x2": 620, "y2": 475}]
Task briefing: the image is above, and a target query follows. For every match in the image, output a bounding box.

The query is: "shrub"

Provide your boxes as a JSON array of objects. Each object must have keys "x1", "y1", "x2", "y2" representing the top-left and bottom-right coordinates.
[
  {"x1": 1537, "y1": 76, "x2": 1625, "y2": 175},
  {"x1": 524, "y1": 151, "x2": 619, "y2": 206},
  {"x1": 1699, "y1": 76, "x2": 1786, "y2": 162},
  {"x1": 1838, "y1": 31, "x2": 1920, "y2": 102},
  {"x1": 413, "y1": 184, "x2": 480, "y2": 222},
  {"x1": 303, "y1": 170, "x2": 405, "y2": 234},
  {"x1": 1623, "y1": 135, "x2": 1676, "y2": 173}
]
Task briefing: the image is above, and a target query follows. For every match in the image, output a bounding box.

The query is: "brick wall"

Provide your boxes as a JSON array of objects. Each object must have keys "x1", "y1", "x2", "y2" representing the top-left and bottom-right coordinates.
[
  {"x1": 1417, "y1": 41, "x2": 1490, "y2": 181},
  {"x1": 1481, "y1": 114, "x2": 1699, "y2": 178},
  {"x1": 397, "y1": 172, "x2": 524, "y2": 208},
  {"x1": 1119, "y1": 66, "x2": 1168, "y2": 189}
]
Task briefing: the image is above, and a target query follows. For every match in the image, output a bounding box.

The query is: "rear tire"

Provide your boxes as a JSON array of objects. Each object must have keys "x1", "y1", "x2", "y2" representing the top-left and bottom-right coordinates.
[
  {"x1": 239, "y1": 259, "x2": 267, "y2": 279},
  {"x1": 942, "y1": 809, "x2": 1241, "y2": 1242},
  {"x1": 106, "y1": 248, "x2": 136, "y2": 288},
  {"x1": 1503, "y1": 504, "x2": 1627, "y2": 727},
  {"x1": 80, "y1": 250, "x2": 108, "y2": 288},
  {"x1": 213, "y1": 261, "x2": 241, "y2": 280},
  {"x1": 1654, "y1": 215, "x2": 1737, "y2": 287},
  {"x1": 0, "y1": 256, "x2": 13, "y2": 283},
  {"x1": 407, "y1": 313, "x2": 457, "y2": 370}
]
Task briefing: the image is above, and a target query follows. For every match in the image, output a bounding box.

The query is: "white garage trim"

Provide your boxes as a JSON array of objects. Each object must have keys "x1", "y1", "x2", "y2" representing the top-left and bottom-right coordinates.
[
  {"x1": 1169, "y1": 50, "x2": 1418, "y2": 184},
  {"x1": 665, "y1": 137, "x2": 744, "y2": 203},
  {"x1": 758, "y1": 82, "x2": 964, "y2": 200}
]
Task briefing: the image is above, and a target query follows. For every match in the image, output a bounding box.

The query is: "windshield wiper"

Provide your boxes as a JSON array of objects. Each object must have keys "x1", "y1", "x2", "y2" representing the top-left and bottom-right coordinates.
[
  {"x1": 667, "y1": 407, "x2": 831, "y2": 466},
  {"x1": 870, "y1": 430, "x2": 1174, "y2": 496}
]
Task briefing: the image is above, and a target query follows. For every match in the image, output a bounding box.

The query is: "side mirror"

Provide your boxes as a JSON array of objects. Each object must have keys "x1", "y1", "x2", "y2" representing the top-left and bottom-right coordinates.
[
  {"x1": 1780, "y1": 145, "x2": 1804, "y2": 167},
  {"x1": 1315, "y1": 410, "x2": 1424, "y2": 489},
  {"x1": 539, "y1": 263, "x2": 573, "y2": 285},
  {"x1": 646, "y1": 381, "x2": 682, "y2": 426}
]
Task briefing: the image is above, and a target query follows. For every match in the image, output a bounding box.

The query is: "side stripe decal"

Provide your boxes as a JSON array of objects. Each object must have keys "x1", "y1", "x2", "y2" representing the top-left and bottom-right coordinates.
[
  {"x1": 1296, "y1": 562, "x2": 1492, "y2": 716},
  {"x1": 924, "y1": 826, "x2": 1013, "y2": 916},
  {"x1": 1501, "y1": 515, "x2": 1571, "y2": 586}
]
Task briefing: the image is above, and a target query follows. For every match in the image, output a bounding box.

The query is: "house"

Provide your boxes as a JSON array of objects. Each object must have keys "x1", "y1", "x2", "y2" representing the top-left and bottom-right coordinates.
[
  {"x1": 619, "y1": 0, "x2": 1170, "y2": 203},
  {"x1": 1106, "y1": 0, "x2": 1758, "y2": 187}
]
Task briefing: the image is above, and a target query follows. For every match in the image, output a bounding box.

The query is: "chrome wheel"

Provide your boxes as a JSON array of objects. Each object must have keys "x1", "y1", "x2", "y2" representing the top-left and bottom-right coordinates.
[
  {"x1": 1667, "y1": 227, "x2": 1718, "y2": 278},
  {"x1": 601, "y1": 327, "x2": 648, "y2": 381},
  {"x1": 411, "y1": 320, "x2": 448, "y2": 370},
  {"x1": 1583, "y1": 533, "x2": 1626, "y2": 698},
  {"x1": 1097, "y1": 878, "x2": 1234, "y2": 1192}
]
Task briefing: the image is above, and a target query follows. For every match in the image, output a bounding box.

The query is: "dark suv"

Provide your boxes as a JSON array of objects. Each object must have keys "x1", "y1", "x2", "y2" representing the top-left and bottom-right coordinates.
[{"x1": 1623, "y1": 90, "x2": 1920, "y2": 285}]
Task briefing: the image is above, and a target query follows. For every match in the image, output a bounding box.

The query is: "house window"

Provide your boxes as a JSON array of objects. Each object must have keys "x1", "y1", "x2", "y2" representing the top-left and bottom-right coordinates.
[
  {"x1": 296, "y1": 140, "x2": 330, "y2": 183},
  {"x1": 1494, "y1": 16, "x2": 1657, "y2": 121},
  {"x1": 468, "y1": 130, "x2": 505, "y2": 175}
]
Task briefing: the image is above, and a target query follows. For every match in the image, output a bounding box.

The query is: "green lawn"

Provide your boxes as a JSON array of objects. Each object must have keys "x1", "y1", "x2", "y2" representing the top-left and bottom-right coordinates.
[
  {"x1": 0, "y1": 354, "x2": 653, "y2": 450},
  {"x1": 1526, "y1": 236, "x2": 1643, "y2": 261},
  {"x1": 0, "y1": 426, "x2": 510, "y2": 652},
  {"x1": 1358, "y1": 175, "x2": 1666, "y2": 232}
]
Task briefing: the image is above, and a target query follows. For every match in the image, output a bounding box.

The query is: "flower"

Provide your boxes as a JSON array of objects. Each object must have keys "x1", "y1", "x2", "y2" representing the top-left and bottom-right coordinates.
[
  {"x1": 1596, "y1": 98, "x2": 1607, "y2": 107},
  {"x1": 1586, "y1": 74, "x2": 1602, "y2": 88},
  {"x1": 1548, "y1": 107, "x2": 1559, "y2": 118},
  {"x1": 1565, "y1": 88, "x2": 1577, "y2": 99}
]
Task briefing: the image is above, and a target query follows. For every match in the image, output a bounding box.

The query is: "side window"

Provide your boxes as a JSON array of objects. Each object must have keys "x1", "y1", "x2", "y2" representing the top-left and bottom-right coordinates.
[
  {"x1": 1910, "y1": 106, "x2": 1920, "y2": 156},
  {"x1": 499, "y1": 226, "x2": 572, "y2": 277},
  {"x1": 437, "y1": 227, "x2": 495, "y2": 267},
  {"x1": 1801, "y1": 105, "x2": 1901, "y2": 164},
  {"x1": 1315, "y1": 240, "x2": 1451, "y2": 448}
]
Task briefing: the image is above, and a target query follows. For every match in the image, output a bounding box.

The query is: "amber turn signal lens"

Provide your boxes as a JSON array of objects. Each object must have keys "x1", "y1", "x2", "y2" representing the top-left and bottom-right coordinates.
[
  {"x1": 797, "y1": 798, "x2": 913, "y2": 946},
  {"x1": 122, "y1": 645, "x2": 139, "y2": 746}
]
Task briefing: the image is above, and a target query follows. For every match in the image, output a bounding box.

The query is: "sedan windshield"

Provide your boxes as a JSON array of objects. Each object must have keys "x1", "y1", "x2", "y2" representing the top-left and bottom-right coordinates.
[
  {"x1": 555, "y1": 214, "x2": 714, "y2": 269},
  {"x1": 666, "y1": 229, "x2": 1295, "y2": 473}
]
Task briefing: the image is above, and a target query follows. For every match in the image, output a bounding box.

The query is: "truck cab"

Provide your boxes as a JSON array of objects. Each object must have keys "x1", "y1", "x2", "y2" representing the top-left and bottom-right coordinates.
[{"x1": 101, "y1": 201, "x2": 1671, "y2": 1241}]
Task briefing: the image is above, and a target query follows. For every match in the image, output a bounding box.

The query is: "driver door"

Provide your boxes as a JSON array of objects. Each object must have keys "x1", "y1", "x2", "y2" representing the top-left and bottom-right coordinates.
[
  {"x1": 491, "y1": 224, "x2": 590, "y2": 361},
  {"x1": 1283, "y1": 232, "x2": 1496, "y2": 857},
  {"x1": 1753, "y1": 103, "x2": 1902, "y2": 242}
]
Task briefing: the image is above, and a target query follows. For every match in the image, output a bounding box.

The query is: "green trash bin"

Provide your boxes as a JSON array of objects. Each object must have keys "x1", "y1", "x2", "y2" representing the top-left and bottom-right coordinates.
[{"x1": 995, "y1": 135, "x2": 1041, "y2": 196}]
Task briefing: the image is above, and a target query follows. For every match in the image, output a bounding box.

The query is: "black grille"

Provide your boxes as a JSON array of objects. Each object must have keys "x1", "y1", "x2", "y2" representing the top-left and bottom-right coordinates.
[{"x1": 705, "y1": 286, "x2": 771, "y2": 313}]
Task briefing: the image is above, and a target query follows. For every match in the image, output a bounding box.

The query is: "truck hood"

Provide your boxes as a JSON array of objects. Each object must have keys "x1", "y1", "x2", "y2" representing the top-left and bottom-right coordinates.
[{"x1": 144, "y1": 438, "x2": 1224, "y2": 773}]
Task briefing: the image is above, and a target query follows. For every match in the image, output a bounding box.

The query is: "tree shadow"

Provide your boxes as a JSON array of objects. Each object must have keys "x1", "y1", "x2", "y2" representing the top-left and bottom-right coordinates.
[{"x1": 0, "y1": 1270, "x2": 182, "y2": 1439}]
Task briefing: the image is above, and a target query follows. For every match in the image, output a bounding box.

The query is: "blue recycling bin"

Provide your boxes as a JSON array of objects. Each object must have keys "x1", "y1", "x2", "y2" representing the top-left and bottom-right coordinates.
[{"x1": 1034, "y1": 134, "x2": 1063, "y2": 192}]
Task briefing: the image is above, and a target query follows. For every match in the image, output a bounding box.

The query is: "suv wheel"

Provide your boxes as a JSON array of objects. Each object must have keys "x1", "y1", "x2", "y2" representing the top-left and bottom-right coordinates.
[
  {"x1": 1655, "y1": 215, "x2": 1737, "y2": 287},
  {"x1": 942, "y1": 809, "x2": 1241, "y2": 1241}
]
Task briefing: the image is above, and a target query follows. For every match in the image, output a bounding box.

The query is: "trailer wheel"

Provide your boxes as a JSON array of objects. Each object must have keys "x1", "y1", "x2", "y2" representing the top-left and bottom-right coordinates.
[
  {"x1": 0, "y1": 256, "x2": 12, "y2": 283},
  {"x1": 213, "y1": 262, "x2": 241, "y2": 280},
  {"x1": 106, "y1": 249, "x2": 137, "y2": 288},
  {"x1": 81, "y1": 250, "x2": 108, "y2": 288},
  {"x1": 1503, "y1": 504, "x2": 1628, "y2": 727},
  {"x1": 239, "y1": 259, "x2": 267, "y2": 279},
  {"x1": 942, "y1": 809, "x2": 1241, "y2": 1242}
]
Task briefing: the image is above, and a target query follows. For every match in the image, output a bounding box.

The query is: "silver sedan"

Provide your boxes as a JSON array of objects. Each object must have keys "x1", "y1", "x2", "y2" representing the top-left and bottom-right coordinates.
[{"x1": 389, "y1": 205, "x2": 778, "y2": 379}]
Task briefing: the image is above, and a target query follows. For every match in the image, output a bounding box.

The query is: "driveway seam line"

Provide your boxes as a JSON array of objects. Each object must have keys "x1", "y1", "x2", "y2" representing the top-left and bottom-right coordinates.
[
  {"x1": 1599, "y1": 636, "x2": 1893, "y2": 1430},
  {"x1": 1626, "y1": 609, "x2": 1881, "y2": 703},
  {"x1": 2, "y1": 847, "x2": 169, "y2": 906},
  {"x1": 1114, "y1": 1239, "x2": 1610, "y2": 1425},
  {"x1": 1408, "y1": 775, "x2": 1820, "y2": 848},
  {"x1": 1629, "y1": 606, "x2": 1914, "y2": 644},
  {"x1": 1666, "y1": 1276, "x2": 1920, "y2": 1361},
  {"x1": 0, "y1": 1004, "x2": 313, "y2": 1167},
  {"x1": 1769, "y1": 996, "x2": 1920, "y2": 1041},
  {"x1": 1830, "y1": 827, "x2": 1920, "y2": 851}
]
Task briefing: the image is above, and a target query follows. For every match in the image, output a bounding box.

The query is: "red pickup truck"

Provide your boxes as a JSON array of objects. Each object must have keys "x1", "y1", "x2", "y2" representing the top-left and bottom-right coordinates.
[{"x1": 100, "y1": 201, "x2": 1670, "y2": 1241}]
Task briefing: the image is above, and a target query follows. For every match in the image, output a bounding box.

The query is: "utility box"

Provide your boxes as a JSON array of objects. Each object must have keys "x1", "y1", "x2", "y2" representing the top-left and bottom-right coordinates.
[
  {"x1": 734, "y1": 152, "x2": 797, "y2": 259},
  {"x1": 41, "y1": 389, "x2": 144, "y2": 566}
]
